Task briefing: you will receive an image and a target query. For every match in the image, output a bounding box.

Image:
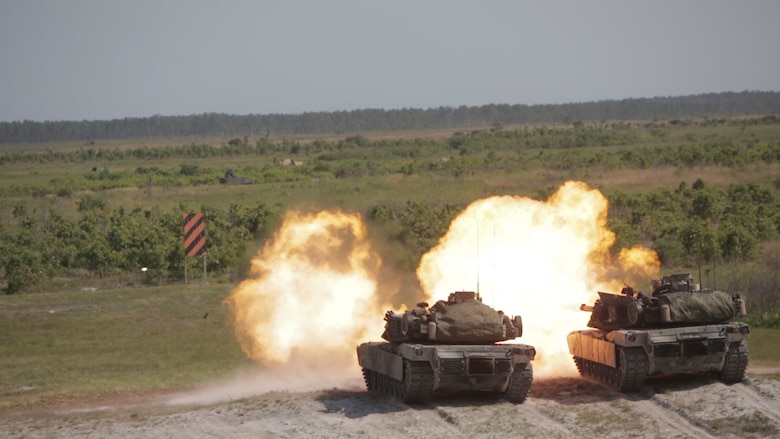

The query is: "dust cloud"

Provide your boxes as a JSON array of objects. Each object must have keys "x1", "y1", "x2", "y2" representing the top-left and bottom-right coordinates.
[{"x1": 167, "y1": 360, "x2": 363, "y2": 406}]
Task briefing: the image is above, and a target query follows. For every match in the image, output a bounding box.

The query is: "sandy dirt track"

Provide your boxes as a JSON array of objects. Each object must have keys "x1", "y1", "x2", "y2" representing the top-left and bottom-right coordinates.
[{"x1": 2, "y1": 367, "x2": 779, "y2": 439}]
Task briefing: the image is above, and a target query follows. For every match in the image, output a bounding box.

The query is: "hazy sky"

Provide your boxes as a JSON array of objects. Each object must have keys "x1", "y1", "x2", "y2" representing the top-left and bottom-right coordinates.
[{"x1": 2, "y1": 1, "x2": 779, "y2": 122}]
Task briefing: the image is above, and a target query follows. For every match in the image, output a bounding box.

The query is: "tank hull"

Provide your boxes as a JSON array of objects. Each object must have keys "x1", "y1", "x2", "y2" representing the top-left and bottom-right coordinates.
[
  {"x1": 567, "y1": 322, "x2": 750, "y2": 391},
  {"x1": 357, "y1": 341, "x2": 535, "y2": 403}
]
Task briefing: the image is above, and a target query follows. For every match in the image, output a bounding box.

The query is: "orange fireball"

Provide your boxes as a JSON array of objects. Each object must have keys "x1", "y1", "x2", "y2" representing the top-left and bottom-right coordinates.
[{"x1": 225, "y1": 181, "x2": 660, "y2": 381}]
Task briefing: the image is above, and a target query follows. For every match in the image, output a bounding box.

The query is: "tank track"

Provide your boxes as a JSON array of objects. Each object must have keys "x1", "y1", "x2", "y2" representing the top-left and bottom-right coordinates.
[
  {"x1": 361, "y1": 360, "x2": 433, "y2": 404},
  {"x1": 402, "y1": 360, "x2": 434, "y2": 403},
  {"x1": 574, "y1": 347, "x2": 647, "y2": 392},
  {"x1": 719, "y1": 341, "x2": 749, "y2": 383},
  {"x1": 504, "y1": 362, "x2": 533, "y2": 403},
  {"x1": 361, "y1": 367, "x2": 375, "y2": 391}
]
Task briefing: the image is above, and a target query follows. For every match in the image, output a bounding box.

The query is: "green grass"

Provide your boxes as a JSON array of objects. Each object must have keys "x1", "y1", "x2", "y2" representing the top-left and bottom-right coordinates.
[
  {"x1": 0, "y1": 283, "x2": 245, "y2": 410},
  {"x1": 746, "y1": 327, "x2": 780, "y2": 367}
]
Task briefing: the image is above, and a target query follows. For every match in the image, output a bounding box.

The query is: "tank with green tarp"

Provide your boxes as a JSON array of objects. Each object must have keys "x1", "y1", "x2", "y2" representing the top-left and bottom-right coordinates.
[
  {"x1": 358, "y1": 291, "x2": 535, "y2": 404},
  {"x1": 568, "y1": 273, "x2": 749, "y2": 391}
]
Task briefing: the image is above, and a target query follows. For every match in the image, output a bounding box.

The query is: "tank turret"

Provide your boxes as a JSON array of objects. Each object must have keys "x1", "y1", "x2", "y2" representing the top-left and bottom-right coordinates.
[
  {"x1": 382, "y1": 291, "x2": 522, "y2": 344},
  {"x1": 582, "y1": 274, "x2": 747, "y2": 331}
]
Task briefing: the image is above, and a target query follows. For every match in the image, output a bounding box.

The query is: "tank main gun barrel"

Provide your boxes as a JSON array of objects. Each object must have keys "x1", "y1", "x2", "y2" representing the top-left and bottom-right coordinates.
[{"x1": 580, "y1": 304, "x2": 594, "y2": 312}]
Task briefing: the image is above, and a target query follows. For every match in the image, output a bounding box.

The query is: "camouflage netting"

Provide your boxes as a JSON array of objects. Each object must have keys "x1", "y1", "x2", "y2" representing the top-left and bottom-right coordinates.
[
  {"x1": 434, "y1": 300, "x2": 508, "y2": 344},
  {"x1": 658, "y1": 290, "x2": 735, "y2": 324}
]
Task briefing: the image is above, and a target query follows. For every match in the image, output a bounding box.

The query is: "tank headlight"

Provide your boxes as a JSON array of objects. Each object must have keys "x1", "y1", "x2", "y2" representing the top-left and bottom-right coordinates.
[
  {"x1": 413, "y1": 346, "x2": 424, "y2": 357},
  {"x1": 626, "y1": 333, "x2": 637, "y2": 343},
  {"x1": 740, "y1": 326, "x2": 750, "y2": 335}
]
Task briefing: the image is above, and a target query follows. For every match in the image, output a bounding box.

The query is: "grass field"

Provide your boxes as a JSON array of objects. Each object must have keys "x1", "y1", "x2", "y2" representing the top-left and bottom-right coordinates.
[
  {"x1": 746, "y1": 328, "x2": 780, "y2": 367},
  {"x1": 0, "y1": 283, "x2": 245, "y2": 410}
]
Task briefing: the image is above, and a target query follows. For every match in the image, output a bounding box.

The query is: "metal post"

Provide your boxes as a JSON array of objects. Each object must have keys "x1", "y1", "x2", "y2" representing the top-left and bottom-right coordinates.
[{"x1": 203, "y1": 254, "x2": 207, "y2": 284}]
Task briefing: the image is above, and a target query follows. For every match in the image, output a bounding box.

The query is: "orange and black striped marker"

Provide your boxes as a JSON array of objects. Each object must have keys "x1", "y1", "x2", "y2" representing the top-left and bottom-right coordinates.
[{"x1": 183, "y1": 213, "x2": 206, "y2": 256}]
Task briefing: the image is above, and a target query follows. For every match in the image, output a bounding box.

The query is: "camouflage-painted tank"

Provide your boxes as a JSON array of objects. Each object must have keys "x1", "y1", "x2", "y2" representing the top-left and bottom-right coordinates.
[
  {"x1": 357, "y1": 291, "x2": 536, "y2": 404},
  {"x1": 567, "y1": 273, "x2": 749, "y2": 391}
]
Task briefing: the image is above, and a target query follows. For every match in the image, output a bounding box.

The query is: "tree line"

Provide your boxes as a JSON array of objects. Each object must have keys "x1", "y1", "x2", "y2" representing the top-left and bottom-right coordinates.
[
  {"x1": 2, "y1": 180, "x2": 778, "y2": 325},
  {"x1": 1, "y1": 91, "x2": 779, "y2": 144},
  {"x1": 0, "y1": 200, "x2": 276, "y2": 294}
]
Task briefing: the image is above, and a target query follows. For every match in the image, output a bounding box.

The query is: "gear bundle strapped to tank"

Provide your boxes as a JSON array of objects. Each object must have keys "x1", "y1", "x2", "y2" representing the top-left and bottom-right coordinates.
[
  {"x1": 568, "y1": 273, "x2": 750, "y2": 391},
  {"x1": 357, "y1": 291, "x2": 535, "y2": 404}
]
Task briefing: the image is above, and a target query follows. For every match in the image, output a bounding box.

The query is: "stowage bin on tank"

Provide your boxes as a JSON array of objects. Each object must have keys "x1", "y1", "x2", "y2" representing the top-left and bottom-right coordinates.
[
  {"x1": 567, "y1": 273, "x2": 749, "y2": 391},
  {"x1": 357, "y1": 291, "x2": 536, "y2": 404}
]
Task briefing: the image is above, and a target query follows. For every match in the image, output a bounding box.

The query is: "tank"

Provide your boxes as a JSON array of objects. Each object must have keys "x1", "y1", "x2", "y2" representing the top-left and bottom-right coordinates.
[
  {"x1": 567, "y1": 273, "x2": 749, "y2": 391},
  {"x1": 357, "y1": 291, "x2": 536, "y2": 404}
]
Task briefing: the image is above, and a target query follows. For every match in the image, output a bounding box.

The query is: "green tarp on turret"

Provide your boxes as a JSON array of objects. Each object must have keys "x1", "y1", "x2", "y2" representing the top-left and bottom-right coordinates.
[
  {"x1": 433, "y1": 300, "x2": 507, "y2": 344},
  {"x1": 658, "y1": 290, "x2": 735, "y2": 324}
]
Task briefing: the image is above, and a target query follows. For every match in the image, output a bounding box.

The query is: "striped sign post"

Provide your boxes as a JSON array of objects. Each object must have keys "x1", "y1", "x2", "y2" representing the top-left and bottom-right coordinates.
[{"x1": 183, "y1": 213, "x2": 207, "y2": 284}]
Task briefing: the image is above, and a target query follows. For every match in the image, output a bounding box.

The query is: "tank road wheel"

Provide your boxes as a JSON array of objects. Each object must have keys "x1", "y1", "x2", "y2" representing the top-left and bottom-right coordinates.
[
  {"x1": 720, "y1": 342, "x2": 749, "y2": 383},
  {"x1": 617, "y1": 347, "x2": 647, "y2": 392},
  {"x1": 504, "y1": 362, "x2": 533, "y2": 404},
  {"x1": 400, "y1": 360, "x2": 433, "y2": 404}
]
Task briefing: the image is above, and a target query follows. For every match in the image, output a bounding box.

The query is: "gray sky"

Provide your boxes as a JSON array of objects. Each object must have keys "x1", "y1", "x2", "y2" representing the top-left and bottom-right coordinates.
[{"x1": 2, "y1": 0, "x2": 779, "y2": 122}]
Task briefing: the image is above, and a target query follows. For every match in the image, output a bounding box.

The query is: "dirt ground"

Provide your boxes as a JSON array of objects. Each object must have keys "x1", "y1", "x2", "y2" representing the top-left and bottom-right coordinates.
[{"x1": 2, "y1": 366, "x2": 779, "y2": 439}]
